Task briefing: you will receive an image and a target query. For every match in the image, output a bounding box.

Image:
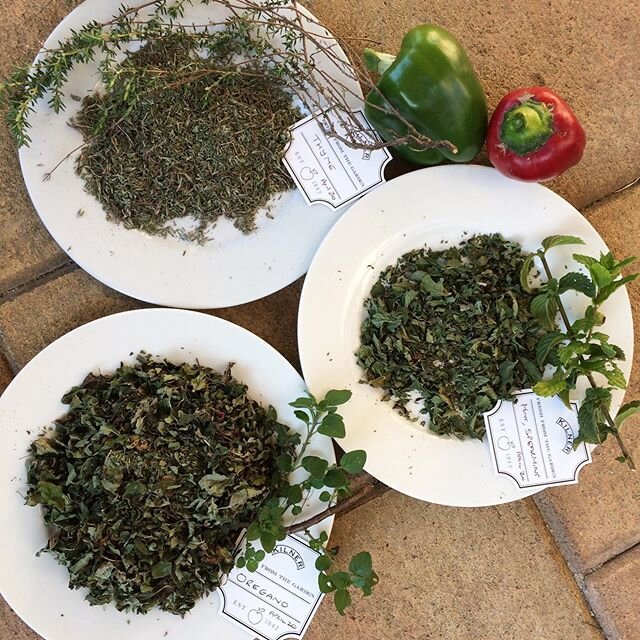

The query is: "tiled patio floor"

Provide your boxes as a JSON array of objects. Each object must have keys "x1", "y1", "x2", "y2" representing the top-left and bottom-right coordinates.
[{"x1": 1, "y1": 1, "x2": 639, "y2": 638}]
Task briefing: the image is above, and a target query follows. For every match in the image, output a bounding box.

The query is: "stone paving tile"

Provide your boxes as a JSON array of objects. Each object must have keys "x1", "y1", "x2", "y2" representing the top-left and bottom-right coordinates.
[
  {"x1": 0, "y1": 598, "x2": 39, "y2": 640},
  {"x1": 306, "y1": 492, "x2": 602, "y2": 640},
  {"x1": 0, "y1": 268, "x2": 304, "y2": 371},
  {"x1": 534, "y1": 185, "x2": 640, "y2": 574},
  {"x1": 584, "y1": 544, "x2": 640, "y2": 640},
  {"x1": 313, "y1": 0, "x2": 640, "y2": 209},
  {"x1": 0, "y1": 355, "x2": 12, "y2": 393},
  {"x1": 0, "y1": 1, "x2": 84, "y2": 293}
]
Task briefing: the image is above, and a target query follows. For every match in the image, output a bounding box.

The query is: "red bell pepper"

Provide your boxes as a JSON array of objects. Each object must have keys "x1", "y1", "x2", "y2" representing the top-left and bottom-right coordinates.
[{"x1": 486, "y1": 86, "x2": 586, "y2": 182}]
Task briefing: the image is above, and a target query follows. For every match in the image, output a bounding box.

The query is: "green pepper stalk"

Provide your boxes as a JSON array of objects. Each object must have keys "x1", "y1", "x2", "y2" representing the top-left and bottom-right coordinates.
[{"x1": 363, "y1": 25, "x2": 488, "y2": 166}]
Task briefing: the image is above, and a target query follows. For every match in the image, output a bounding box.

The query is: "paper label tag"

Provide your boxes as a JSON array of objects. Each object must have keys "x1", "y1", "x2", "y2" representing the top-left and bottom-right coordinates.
[
  {"x1": 282, "y1": 109, "x2": 392, "y2": 210},
  {"x1": 484, "y1": 390, "x2": 591, "y2": 490},
  {"x1": 219, "y1": 533, "x2": 324, "y2": 640}
]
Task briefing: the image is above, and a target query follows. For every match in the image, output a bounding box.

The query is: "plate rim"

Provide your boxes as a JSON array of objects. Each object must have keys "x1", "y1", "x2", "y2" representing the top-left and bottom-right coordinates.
[
  {"x1": 297, "y1": 164, "x2": 634, "y2": 507},
  {"x1": 0, "y1": 307, "x2": 334, "y2": 639}
]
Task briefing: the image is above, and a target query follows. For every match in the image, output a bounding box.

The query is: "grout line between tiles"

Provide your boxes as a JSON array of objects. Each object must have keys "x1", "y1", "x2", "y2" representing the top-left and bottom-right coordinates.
[
  {"x1": 0, "y1": 260, "x2": 76, "y2": 306},
  {"x1": 529, "y1": 499, "x2": 606, "y2": 637}
]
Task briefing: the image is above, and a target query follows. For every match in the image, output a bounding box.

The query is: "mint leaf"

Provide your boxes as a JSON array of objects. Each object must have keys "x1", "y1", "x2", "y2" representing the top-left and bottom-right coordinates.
[
  {"x1": 533, "y1": 375, "x2": 567, "y2": 397},
  {"x1": 541, "y1": 235, "x2": 586, "y2": 250},
  {"x1": 535, "y1": 331, "x2": 565, "y2": 367},
  {"x1": 520, "y1": 253, "x2": 536, "y2": 293},
  {"x1": 530, "y1": 292, "x2": 558, "y2": 330},
  {"x1": 558, "y1": 272, "x2": 596, "y2": 297},
  {"x1": 615, "y1": 401, "x2": 640, "y2": 429}
]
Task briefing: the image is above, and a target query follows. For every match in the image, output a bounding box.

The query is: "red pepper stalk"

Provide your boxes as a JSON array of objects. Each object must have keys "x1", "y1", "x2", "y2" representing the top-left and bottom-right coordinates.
[{"x1": 486, "y1": 86, "x2": 586, "y2": 182}]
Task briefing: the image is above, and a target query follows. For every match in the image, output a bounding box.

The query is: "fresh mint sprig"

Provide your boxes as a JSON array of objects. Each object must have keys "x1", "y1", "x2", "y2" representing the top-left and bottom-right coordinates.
[
  {"x1": 236, "y1": 390, "x2": 379, "y2": 614},
  {"x1": 521, "y1": 235, "x2": 639, "y2": 467}
]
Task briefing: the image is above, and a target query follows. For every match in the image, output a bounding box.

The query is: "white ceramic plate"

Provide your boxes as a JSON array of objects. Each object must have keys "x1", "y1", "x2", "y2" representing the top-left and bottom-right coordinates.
[
  {"x1": 298, "y1": 165, "x2": 635, "y2": 507},
  {"x1": 18, "y1": 0, "x2": 363, "y2": 309},
  {"x1": 0, "y1": 309, "x2": 333, "y2": 640}
]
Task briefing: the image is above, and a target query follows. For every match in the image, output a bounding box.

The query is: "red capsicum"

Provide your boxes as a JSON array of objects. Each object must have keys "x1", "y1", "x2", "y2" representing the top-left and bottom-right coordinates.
[{"x1": 486, "y1": 86, "x2": 586, "y2": 182}]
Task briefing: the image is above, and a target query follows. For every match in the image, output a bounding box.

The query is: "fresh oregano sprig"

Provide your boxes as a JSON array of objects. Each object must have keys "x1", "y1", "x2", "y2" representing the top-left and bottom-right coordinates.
[
  {"x1": 236, "y1": 389, "x2": 379, "y2": 614},
  {"x1": 521, "y1": 235, "x2": 639, "y2": 466}
]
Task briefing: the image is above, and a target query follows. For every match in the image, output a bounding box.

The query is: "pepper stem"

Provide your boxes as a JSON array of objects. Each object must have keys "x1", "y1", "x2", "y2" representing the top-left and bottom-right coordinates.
[
  {"x1": 500, "y1": 99, "x2": 554, "y2": 155},
  {"x1": 363, "y1": 48, "x2": 396, "y2": 75}
]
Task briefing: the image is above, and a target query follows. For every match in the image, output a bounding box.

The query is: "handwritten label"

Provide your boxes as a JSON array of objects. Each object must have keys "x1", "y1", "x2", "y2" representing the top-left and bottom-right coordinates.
[
  {"x1": 219, "y1": 533, "x2": 324, "y2": 640},
  {"x1": 484, "y1": 390, "x2": 591, "y2": 490},
  {"x1": 282, "y1": 109, "x2": 391, "y2": 210}
]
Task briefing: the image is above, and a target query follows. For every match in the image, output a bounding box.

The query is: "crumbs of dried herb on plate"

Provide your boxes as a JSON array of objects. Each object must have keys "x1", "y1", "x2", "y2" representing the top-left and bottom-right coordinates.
[
  {"x1": 356, "y1": 234, "x2": 544, "y2": 439},
  {"x1": 72, "y1": 34, "x2": 301, "y2": 243},
  {"x1": 26, "y1": 353, "x2": 298, "y2": 615}
]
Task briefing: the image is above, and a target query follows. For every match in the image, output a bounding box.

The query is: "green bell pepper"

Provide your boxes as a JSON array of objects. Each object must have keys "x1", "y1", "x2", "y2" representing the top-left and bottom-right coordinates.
[{"x1": 364, "y1": 25, "x2": 488, "y2": 166}]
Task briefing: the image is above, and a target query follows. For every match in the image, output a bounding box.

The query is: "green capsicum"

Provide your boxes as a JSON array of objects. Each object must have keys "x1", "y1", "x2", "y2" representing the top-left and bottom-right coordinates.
[{"x1": 364, "y1": 25, "x2": 488, "y2": 165}]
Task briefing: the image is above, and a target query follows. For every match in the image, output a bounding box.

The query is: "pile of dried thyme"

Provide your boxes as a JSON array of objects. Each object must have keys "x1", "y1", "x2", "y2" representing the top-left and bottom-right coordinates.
[
  {"x1": 356, "y1": 234, "x2": 545, "y2": 439},
  {"x1": 72, "y1": 35, "x2": 301, "y2": 243},
  {"x1": 26, "y1": 353, "x2": 296, "y2": 614}
]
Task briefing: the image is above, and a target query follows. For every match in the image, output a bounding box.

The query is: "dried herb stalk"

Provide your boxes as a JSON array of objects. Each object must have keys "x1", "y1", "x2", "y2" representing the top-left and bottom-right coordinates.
[
  {"x1": 26, "y1": 353, "x2": 296, "y2": 615},
  {"x1": 357, "y1": 234, "x2": 544, "y2": 439}
]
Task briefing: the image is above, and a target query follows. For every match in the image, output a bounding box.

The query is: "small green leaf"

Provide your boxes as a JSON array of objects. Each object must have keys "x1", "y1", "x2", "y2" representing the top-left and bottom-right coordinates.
[
  {"x1": 340, "y1": 450, "x2": 367, "y2": 475},
  {"x1": 294, "y1": 409, "x2": 310, "y2": 423},
  {"x1": 603, "y1": 363, "x2": 627, "y2": 390},
  {"x1": 615, "y1": 455, "x2": 628, "y2": 464},
  {"x1": 349, "y1": 551, "x2": 373, "y2": 577},
  {"x1": 532, "y1": 375, "x2": 567, "y2": 397},
  {"x1": 518, "y1": 356, "x2": 542, "y2": 383},
  {"x1": 315, "y1": 555, "x2": 332, "y2": 571},
  {"x1": 558, "y1": 272, "x2": 596, "y2": 297},
  {"x1": 289, "y1": 396, "x2": 315, "y2": 409},
  {"x1": 519, "y1": 253, "x2": 536, "y2": 293},
  {"x1": 530, "y1": 292, "x2": 558, "y2": 330},
  {"x1": 301, "y1": 456, "x2": 329, "y2": 478},
  {"x1": 246, "y1": 559, "x2": 259, "y2": 572},
  {"x1": 318, "y1": 413, "x2": 346, "y2": 438},
  {"x1": 615, "y1": 400, "x2": 640, "y2": 429},
  {"x1": 260, "y1": 532, "x2": 276, "y2": 554},
  {"x1": 589, "y1": 262, "x2": 614, "y2": 289},
  {"x1": 334, "y1": 589, "x2": 352, "y2": 615},
  {"x1": 595, "y1": 274, "x2": 638, "y2": 304},
  {"x1": 246, "y1": 522, "x2": 262, "y2": 541},
  {"x1": 535, "y1": 332, "x2": 566, "y2": 367},
  {"x1": 324, "y1": 468, "x2": 347, "y2": 488},
  {"x1": 324, "y1": 390, "x2": 352, "y2": 406},
  {"x1": 276, "y1": 453, "x2": 294, "y2": 472},
  {"x1": 319, "y1": 490, "x2": 332, "y2": 502},
  {"x1": 236, "y1": 557, "x2": 246, "y2": 568},
  {"x1": 573, "y1": 253, "x2": 599, "y2": 270},
  {"x1": 318, "y1": 572, "x2": 335, "y2": 593},
  {"x1": 151, "y1": 560, "x2": 172, "y2": 579},
  {"x1": 35, "y1": 481, "x2": 66, "y2": 510},
  {"x1": 576, "y1": 387, "x2": 612, "y2": 445},
  {"x1": 330, "y1": 571, "x2": 351, "y2": 589},
  {"x1": 541, "y1": 235, "x2": 586, "y2": 251},
  {"x1": 287, "y1": 484, "x2": 303, "y2": 504}
]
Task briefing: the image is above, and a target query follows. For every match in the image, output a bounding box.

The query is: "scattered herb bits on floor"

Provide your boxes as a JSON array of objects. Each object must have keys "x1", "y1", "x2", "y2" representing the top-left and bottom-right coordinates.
[
  {"x1": 72, "y1": 35, "x2": 301, "y2": 243},
  {"x1": 26, "y1": 353, "x2": 296, "y2": 614},
  {"x1": 356, "y1": 234, "x2": 544, "y2": 439}
]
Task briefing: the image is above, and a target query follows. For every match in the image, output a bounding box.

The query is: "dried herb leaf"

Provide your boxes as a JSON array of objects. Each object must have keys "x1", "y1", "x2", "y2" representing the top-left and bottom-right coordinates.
[
  {"x1": 356, "y1": 234, "x2": 544, "y2": 439},
  {"x1": 26, "y1": 353, "x2": 297, "y2": 615}
]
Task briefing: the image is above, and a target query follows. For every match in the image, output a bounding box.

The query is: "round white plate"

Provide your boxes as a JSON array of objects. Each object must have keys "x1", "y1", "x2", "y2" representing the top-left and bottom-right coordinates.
[
  {"x1": 18, "y1": 0, "x2": 362, "y2": 309},
  {"x1": 298, "y1": 165, "x2": 635, "y2": 507},
  {"x1": 0, "y1": 309, "x2": 334, "y2": 640}
]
